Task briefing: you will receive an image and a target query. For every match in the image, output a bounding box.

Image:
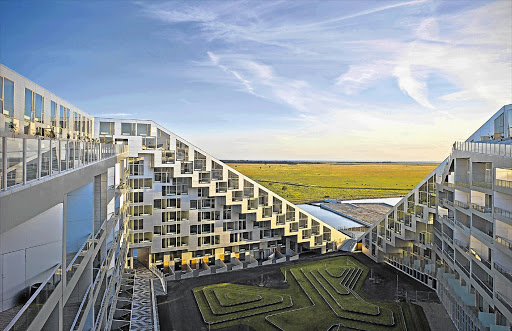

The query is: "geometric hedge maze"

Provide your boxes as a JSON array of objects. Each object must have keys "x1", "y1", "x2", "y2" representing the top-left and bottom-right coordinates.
[{"x1": 193, "y1": 256, "x2": 412, "y2": 331}]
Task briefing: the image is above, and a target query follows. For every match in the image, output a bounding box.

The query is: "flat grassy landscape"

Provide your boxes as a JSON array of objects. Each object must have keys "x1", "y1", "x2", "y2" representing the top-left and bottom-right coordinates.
[
  {"x1": 227, "y1": 162, "x2": 438, "y2": 203},
  {"x1": 192, "y1": 256, "x2": 429, "y2": 331}
]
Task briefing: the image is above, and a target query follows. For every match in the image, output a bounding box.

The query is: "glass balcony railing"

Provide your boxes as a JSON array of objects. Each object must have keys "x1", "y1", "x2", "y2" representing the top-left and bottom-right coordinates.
[
  {"x1": 472, "y1": 180, "x2": 492, "y2": 190},
  {"x1": 495, "y1": 206, "x2": 512, "y2": 220},
  {"x1": 0, "y1": 135, "x2": 127, "y2": 191},
  {"x1": 495, "y1": 178, "x2": 512, "y2": 189},
  {"x1": 66, "y1": 235, "x2": 94, "y2": 283},
  {"x1": 454, "y1": 200, "x2": 469, "y2": 209},
  {"x1": 496, "y1": 235, "x2": 512, "y2": 251},
  {"x1": 4, "y1": 264, "x2": 62, "y2": 331},
  {"x1": 470, "y1": 203, "x2": 492, "y2": 214},
  {"x1": 454, "y1": 141, "x2": 512, "y2": 158},
  {"x1": 494, "y1": 261, "x2": 512, "y2": 282}
]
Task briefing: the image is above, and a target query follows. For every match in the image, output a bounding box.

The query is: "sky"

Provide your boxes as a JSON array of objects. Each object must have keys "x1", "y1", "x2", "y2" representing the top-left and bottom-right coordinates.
[{"x1": 1, "y1": 0, "x2": 511, "y2": 161}]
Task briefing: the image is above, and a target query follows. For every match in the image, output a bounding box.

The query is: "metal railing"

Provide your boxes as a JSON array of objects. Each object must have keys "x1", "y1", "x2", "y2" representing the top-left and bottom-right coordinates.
[
  {"x1": 471, "y1": 272, "x2": 493, "y2": 297},
  {"x1": 150, "y1": 279, "x2": 161, "y2": 331},
  {"x1": 470, "y1": 203, "x2": 492, "y2": 214},
  {"x1": 454, "y1": 200, "x2": 469, "y2": 209},
  {"x1": 4, "y1": 263, "x2": 62, "y2": 331},
  {"x1": 472, "y1": 180, "x2": 492, "y2": 190},
  {"x1": 494, "y1": 261, "x2": 512, "y2": 282},
  {"x1": 496, "y1": 235, "x2": 512, "y2": 251},
  {"x1": 495, "y1": 206, "x2": 512, "y2": 220},
  {"x1": 0, "y1": 135, "x2": 128, "y2": 191},
  {"x1": 495, "y1": 178, "x2": 512, "y2": 189},
  {"x1": 69, "y1": 283, "x2": 92, "y2": 331},
  {"x1": 496, "y1": 291, "x2": 512, "y2": 314},
  {"x1": 454, "y1": 141, "x2": 512, "y2": 158},
  {"x1": 66, "y1": 234, "x2": 93, "y2": 283},
  {"x1": 149, "y1": 265, "x2": 168, "y2": 294}
]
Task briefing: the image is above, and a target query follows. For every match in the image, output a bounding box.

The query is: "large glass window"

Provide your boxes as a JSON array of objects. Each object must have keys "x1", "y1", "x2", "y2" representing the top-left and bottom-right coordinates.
[
  {"x1": 494, "y1": 113, "x2": 504, "y2": 138},
  {"x1": 51, "y1": 101, "x2": 57, "y2": 127},
  {"x1": 121, "y1": 122, "x2": 135, "y2": 136},
  {"x1": 137, "y1": 123, "x2": 150, "y2": 136},
  {"x1": 24, "y1": 88, "x2": 44, "y2": 123},
  {"x1": 99, "y1": 121, "x2": 115, "y2": 135},
  {"x1": 34, "y1": 93, "x2": 43, "y2": 122},
  {"x1": 1, "y1": 77, "x2": 14, "y2": 117},
  {"x1": 25, "y1": 88, "x2": 33, "y2": 119}
]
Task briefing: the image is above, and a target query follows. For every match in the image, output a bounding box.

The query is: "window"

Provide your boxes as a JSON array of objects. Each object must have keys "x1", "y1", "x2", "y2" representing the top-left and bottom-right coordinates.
[
  {"x1": 494, "y1": 113, "x2": 505, "y2": 138},
  {"x1": 1, "y1": 76, "x2": 14, "y2": 117},
  {"x1": 99, "y1": 121, "x2": 115, "y2": 135},
  {"x1": 129, "y1": 157, "x2": 144, "y2": 176},
  {"x1": 24, "y1": 89, "x2": 33, "y2": 120},
  {"x1": 176, "y1": 140, "x2": 189, "y2": 161},
  {"x1": 129, "y1": 178, "x2": 152, "y2": 189},
  {"x1": 154, "y1": 198, "x2": 181, "y2": 210},
  {"x1": 121, "y1": 122, "x2": 136, "y2": 136},
  {"x1": 60, "y1": 105, "x2": 69, "y2": 129},
  {"x1": 162, "y1": 151, "x2": 175, "y2": 164},
  {"x1": 137, "y1": 123, "x2": 150, "y2": 136},
  {"x1": 142, "y1": 136, "x2": 156, "y2": 149},
  {"x1": 154, "y1": 167, "x2": 173, "y2": 183},
  {"x1": 157, "y1": 129, "x2": 170, "y2": 149},
  {"x1": 131, "y1": 219, "x2": 143, "y2": 230},
  {"x1": 51, "y1": 101, "x2": 57, "y2": 127},
  {"x1": 130, "y1": 192, "x2": 144, "y2": 203}
]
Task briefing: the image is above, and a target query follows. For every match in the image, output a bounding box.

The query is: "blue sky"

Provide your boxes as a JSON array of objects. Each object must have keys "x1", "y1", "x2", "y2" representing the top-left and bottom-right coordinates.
[{"x1": 1, "y1": 0, "x2": 511, "y2": 161}]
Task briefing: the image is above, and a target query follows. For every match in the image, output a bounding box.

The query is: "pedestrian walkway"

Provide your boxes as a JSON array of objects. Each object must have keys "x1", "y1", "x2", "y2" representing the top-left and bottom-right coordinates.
[{"x1": 129, "y1": 262, "x2": 155, "y2": 331}]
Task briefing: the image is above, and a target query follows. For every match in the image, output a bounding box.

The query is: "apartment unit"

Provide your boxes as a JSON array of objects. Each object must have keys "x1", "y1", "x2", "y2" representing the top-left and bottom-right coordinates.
[
  {"x1": 361, "y1": 105, "x2": 512, "y2": 330},
  {"x1": 93, "y1": 117, "x2": 348, "y2": 275},
  {"x1": 0, "y1": 64, "x2": 349, "y2": 330}
]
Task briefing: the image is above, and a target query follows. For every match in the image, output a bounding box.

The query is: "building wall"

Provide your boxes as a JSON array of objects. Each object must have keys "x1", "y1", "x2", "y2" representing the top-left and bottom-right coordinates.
[
  {"x1": 361, "y1": 105, "x2": 512, "y2": 330},
  {"x1": 0, "y1": 64, "x2": 93, "y2": 140}
]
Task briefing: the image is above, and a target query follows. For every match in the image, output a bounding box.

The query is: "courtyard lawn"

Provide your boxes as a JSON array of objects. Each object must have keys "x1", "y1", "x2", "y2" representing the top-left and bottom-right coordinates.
[
  {"x1": 227, "y1": 162, "x2": 438, "y2": 203},
  {"x1": 193, "y1": 256, "x2": 427, "y2": 331}
]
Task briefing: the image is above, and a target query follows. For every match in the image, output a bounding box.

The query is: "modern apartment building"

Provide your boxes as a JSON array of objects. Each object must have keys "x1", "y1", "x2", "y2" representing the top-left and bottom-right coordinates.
[
  {"x1": 361, "y1": 105, "x2": 512, "y2": 330},
  {"x1": 0, "y1": 64, "x2": 349, "y2": 330}
]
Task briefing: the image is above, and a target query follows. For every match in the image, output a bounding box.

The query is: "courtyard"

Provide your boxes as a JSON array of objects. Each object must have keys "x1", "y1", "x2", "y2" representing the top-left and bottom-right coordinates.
[{"x1": 158, "y1": 252, "x2": 434, "y2": 331}]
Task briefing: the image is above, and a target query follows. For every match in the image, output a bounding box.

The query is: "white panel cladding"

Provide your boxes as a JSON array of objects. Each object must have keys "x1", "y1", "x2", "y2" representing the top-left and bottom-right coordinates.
[
  {"x1": 2, "y1": 250, "x2": 25, "y2": 308},
  {"x1": 0, "y1": 203, "x2": 63, "y2": 255}
]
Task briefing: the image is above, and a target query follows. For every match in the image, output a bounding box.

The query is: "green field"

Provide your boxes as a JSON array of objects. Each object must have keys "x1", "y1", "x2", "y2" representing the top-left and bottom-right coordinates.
[
  {"x1": 227, "y1": 162, "x2": 438, "y2": 203},
  {"x1": 193, "y1": 256, "x2": 429, "y2": 331}
]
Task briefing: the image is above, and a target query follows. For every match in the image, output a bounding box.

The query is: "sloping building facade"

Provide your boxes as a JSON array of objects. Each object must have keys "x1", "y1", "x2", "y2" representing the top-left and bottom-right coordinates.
[
  {"x1": 0, "y1": 64, "x2": 348, "y2": 330},
  {"x1": 361, "y1": 105, "x2": 512, "y2": 330}
]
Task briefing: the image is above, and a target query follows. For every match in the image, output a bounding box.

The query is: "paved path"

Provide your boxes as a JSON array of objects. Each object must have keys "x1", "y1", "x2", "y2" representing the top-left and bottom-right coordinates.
[
  {"x1": 129, "y1": 262, "x2": 155, "y2": 331},
  {"x1": 417, "y1": 302, "x2": 457, "y2": 331}
]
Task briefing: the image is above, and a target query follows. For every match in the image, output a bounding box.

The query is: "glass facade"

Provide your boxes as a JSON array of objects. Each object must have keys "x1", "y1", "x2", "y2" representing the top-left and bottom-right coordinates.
[
  {"x1": 121, "y1": 123, "x2": 135, "y2": 136},
  {"x1": 99, "y1": 121, "x2": 114, "y2": 135},
  {"x1": 1, "y1": 76, "x2": 14, "y2": 117},
  {"x1": 137, "y1": 123, "x2": 150, "y2": 136}
]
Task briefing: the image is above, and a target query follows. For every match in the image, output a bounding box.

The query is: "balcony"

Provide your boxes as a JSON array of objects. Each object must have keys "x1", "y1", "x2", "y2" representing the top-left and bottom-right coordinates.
[
  {"x1": 470, "y1": 249, "x2": 492, "y2": 270},
  {"x1": 494, "y1": 261, "x2": 512, "y2": 282},
  {"x1": 472, "y1": 180, "x2": 492, "y2": 190},
  {"x1": 471, "y1": 203, "x2": 492, "y2": 214},
  {"x1": 455, "y1": 259, "x2": 470, "y2": 277},
  {"x1": 0, "y1": 135, "x2": 126, "y2": 191},
  {"x1": 455, "y1": 181, "x2": 470, "y2": 189},
  {"x1": 496, "y1": 235, "x2": 512, "y2": 252},
  {"x1": 496, "y1": 291, "x2": 512, "y2": 315},
  {"x1": 454, "y1": 200, "x2": 469, "y2": 210},
  {"x1": 453, "y1": 141, "x2": 512, "y2": 158},
  {"x1": 496, "y1": 178, "x2": 512, "y2": 190},
  {"x1": 443, "y1": 198, "x2": 454, "y2": 207},
  {"x1": 3, "y1": 264, "x2": 62, "y2": 331},
  {"x1": 495, "y1": 206, "x2": 512, "y2": 220},
  {"x1": 471, "y1": 272, "x2": 493, "y2": 298}
]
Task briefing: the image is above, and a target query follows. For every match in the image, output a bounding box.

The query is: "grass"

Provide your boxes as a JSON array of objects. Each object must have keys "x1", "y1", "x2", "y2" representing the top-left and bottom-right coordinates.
[
  {"x1": 227, "y1": 162, "x2": 438, "y2": 203},
  {"x1": 193, "y1": 256, "x2": 425, "y2": 330}
]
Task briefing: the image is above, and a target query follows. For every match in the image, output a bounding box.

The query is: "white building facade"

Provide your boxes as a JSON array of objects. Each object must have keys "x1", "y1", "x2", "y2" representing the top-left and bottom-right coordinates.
[{"x1": 361, "y1": 105, "x2": 512, "y2": 330}]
